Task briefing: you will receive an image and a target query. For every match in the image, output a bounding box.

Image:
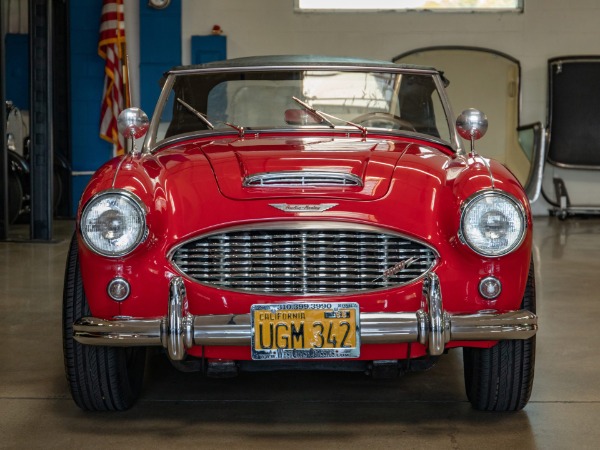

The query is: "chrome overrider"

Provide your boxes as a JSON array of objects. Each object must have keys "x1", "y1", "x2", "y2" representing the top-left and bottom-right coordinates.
[{"x1": 73, "y1": 274, "x2": 538, "y2": 361}]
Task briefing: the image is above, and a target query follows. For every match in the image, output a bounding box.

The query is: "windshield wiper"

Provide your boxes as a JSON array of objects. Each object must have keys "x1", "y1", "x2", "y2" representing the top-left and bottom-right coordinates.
[
  {"x1": 292, "y1": 96, "x2": 367, "y2": 138},
  {"x1": 176, "y1": 98, "x2": 245, "y2": 137},
  {"x1": 291, "y1": 96, "x2": 335, "y2": 128},
  {"x1": 176, "y1": 98, "x2": 214, "y2": 129}
]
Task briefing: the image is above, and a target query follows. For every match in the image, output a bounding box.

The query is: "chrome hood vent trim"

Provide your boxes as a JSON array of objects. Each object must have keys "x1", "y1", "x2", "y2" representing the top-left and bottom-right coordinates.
[
  {"x1": 243, "y1": 171, "x2": 363, "y2": 188},
  {"x1": 170, "y1": 222, "x2": 437, "y2": 296}
]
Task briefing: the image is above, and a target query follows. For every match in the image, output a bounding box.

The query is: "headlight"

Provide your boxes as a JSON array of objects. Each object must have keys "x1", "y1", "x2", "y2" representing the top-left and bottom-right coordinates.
[
  {"x1": 81, "y1": 190, "x2": 146, "y2": 257},
  {"x1": 460, "y1": 191, "x2": 526, "y2": 257}
]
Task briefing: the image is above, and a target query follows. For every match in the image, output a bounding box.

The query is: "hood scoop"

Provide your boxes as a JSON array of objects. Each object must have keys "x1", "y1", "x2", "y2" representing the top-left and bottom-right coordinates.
[
  {"x1": 243, "y1": 171, "x2": 363, "y2": 188},
  {"x1": 200, "y1": 137, "x2": 415, "y2": 201}
]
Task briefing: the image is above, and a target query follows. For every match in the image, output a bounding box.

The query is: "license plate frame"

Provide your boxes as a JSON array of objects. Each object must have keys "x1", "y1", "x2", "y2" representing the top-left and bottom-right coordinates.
[{"x1": 250, "y1": 302, "x2": 360, "y2": 360}]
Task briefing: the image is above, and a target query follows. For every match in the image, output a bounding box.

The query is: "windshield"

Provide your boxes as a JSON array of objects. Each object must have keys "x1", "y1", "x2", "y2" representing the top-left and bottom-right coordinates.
[{"x1": 153, "y1": 69, "x2": 452, "y2": 144}]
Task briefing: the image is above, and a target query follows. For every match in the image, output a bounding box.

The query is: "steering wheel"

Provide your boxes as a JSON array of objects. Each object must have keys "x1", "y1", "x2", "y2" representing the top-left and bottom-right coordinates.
[{"x1": 351, "y1": 112, "x2": 416, "y2": 132}]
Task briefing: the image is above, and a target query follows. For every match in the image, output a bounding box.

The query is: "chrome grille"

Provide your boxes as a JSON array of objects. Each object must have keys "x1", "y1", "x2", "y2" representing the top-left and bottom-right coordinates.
[
  {"x1": 171, "y1": 223, "x2": 437, "y2": 295},
  {"x1": 243, "y1": 171, "x2": 363, "y2": 187}
]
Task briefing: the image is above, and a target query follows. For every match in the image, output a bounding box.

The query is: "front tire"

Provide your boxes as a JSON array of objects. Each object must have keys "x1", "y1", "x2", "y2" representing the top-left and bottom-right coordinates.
[
  {"x1": 62, "y1": 234, "x2": 146, "y2": 411},
  {"x1": 463, "y1": 259, "x2": 536, "y2": 411}
]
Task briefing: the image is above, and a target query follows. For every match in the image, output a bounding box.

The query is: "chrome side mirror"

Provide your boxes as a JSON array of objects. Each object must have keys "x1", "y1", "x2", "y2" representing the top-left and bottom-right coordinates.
[
  {"x1": 117, "y1": 108, "x2": 149, "y2": 155},
  {"x1": 456, "y1": 108, "x2": 488, "y2": 155}
]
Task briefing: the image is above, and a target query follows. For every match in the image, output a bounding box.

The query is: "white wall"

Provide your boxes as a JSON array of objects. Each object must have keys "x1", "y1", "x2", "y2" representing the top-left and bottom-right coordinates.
[
  {"x1": 2, "y1": 0, "x2": 28, "y2": 34},
  {"x1": 181, "y1": 0, "x2": 600, "y2": 127}
]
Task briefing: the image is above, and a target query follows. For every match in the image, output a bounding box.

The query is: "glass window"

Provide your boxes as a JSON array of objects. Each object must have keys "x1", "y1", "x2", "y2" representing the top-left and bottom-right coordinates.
[
  {"x1": 154, "y1": 69, "x2": 452, "y2": 144},
  {"x1": 296, "y1": 0, "x2": 522, "y2": 12}
]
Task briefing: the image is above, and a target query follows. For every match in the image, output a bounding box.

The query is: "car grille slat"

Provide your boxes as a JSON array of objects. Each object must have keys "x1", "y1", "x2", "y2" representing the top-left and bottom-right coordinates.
[{"x1": 171, "y1": 225, "x2": 437, "y2": 295}]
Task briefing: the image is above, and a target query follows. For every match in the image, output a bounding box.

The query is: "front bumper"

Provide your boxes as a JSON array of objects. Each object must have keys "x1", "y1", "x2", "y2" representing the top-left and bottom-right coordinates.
[{"x1": 73, "y1": 274, "x2": 538, "y2": 361}]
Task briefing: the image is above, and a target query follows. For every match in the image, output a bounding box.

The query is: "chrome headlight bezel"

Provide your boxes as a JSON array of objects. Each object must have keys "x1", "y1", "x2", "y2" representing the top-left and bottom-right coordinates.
[
  {"x1": 459, "y1": 190, "x2": 527, "y2": 257},
  {"x1": 80, "y1": 189, "x2": 147, "y2": 258}
]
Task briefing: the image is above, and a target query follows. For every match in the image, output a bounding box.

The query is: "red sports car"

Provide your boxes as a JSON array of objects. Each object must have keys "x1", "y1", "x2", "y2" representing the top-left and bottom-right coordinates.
[{"x1": 63, "y1": 56, "x2": 537, "y2": 411}]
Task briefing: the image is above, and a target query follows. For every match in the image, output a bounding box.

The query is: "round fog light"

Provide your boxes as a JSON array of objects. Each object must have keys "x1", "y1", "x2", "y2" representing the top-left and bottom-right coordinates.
[
  {"x1": 107, "y1": 277, "x2": 130, "y2": 301},
  {"x1": 479, "y1": 276, "x2": 502, "y2": 300}
]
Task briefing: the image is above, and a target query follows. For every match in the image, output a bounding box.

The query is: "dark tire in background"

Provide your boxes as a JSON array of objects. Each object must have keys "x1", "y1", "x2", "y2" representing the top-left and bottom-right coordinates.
[{"x1": 8, "y1": 170, "x2": 23, "y2": 224}]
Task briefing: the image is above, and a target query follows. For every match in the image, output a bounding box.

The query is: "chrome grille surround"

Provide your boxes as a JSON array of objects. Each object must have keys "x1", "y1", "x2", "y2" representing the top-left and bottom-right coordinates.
[
  {"x1": 169, "y1": 222, "x2": 438, "y2": 296},
  {"x1": 243, "y1": 171, "x2": 363, "y2": 187}
]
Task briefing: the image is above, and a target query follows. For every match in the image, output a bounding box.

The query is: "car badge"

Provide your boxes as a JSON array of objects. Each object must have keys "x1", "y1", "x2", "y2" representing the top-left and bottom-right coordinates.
[
  {"x1": 269, "y1": 203, "x2": 338, "y2": 213},
  {"x1": 373, "y1": 256, "x2": 420, "y2": 282}
]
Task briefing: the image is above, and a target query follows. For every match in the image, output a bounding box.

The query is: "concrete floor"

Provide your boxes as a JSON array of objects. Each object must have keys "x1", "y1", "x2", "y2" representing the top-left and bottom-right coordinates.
[{"x1": 1, "y1": 217, "x2": 600, "y2": 449}]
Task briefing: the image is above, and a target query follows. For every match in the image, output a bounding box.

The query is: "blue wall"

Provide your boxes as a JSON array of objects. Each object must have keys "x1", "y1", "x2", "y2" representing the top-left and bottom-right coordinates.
[
  {"x1": 139, "y1": 0, "x2": 182, "y2": 116},
  {"x1": 68, "y1": 0, "x2": 182, "y2": 214},
  {"x1": 5, "y1": 34, "x2": 30, "y2": 110},
  {"x1": 69, "y1": 0, "x2": 113, "y2": 214},
  {"x1": 191, "y1": 35, "x2": 226, "y2": 65}
]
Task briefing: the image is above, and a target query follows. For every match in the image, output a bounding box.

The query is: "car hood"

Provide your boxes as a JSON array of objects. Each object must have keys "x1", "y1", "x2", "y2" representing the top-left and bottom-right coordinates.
[{"x1": 198, "y1": 136, "x2": 441, "y2": 201}]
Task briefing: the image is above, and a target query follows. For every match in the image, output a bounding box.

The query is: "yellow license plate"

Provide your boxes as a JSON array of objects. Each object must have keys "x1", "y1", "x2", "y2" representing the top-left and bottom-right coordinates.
[{"x1": 251, "y1": 303, "x2": 360, "y2": 360}]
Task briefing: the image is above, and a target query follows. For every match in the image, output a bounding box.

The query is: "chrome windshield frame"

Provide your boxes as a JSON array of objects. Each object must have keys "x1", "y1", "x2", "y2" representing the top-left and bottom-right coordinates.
[{"x1": 143, "y1": 64, "x2": 460, "y2": 154}]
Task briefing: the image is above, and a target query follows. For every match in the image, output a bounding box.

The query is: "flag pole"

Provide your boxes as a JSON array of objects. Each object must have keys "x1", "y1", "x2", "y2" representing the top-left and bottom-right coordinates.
[
  {"x1": 123, "y1": 53, "x2": 134, "y2": 155},
  {"x1": 124, "y1": 54, "x2": 132, "y2": 109},
  {"x1": 118, "y1": 12, "x2": 130, "y2": 154}
]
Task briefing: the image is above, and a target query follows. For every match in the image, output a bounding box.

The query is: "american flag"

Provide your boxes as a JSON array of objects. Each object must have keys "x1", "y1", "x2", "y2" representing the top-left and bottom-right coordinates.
[{"x1": 98, "y1": 0, "x2": 128, "y2": 156}]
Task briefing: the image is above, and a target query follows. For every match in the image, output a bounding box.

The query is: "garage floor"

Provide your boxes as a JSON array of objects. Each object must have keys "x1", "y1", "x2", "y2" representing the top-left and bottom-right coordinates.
[{"x1": 1, "y1": 217, "x2": 599, "y2": 449}]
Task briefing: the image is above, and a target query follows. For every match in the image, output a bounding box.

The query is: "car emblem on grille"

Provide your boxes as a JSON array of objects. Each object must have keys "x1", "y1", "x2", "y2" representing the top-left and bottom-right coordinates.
[
  {"x1": 269, "y1": 203, "x2": 338, "y2": 213},
  {"x1": 373, "y1": 256, "x2": 420, "y2": 282}
]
